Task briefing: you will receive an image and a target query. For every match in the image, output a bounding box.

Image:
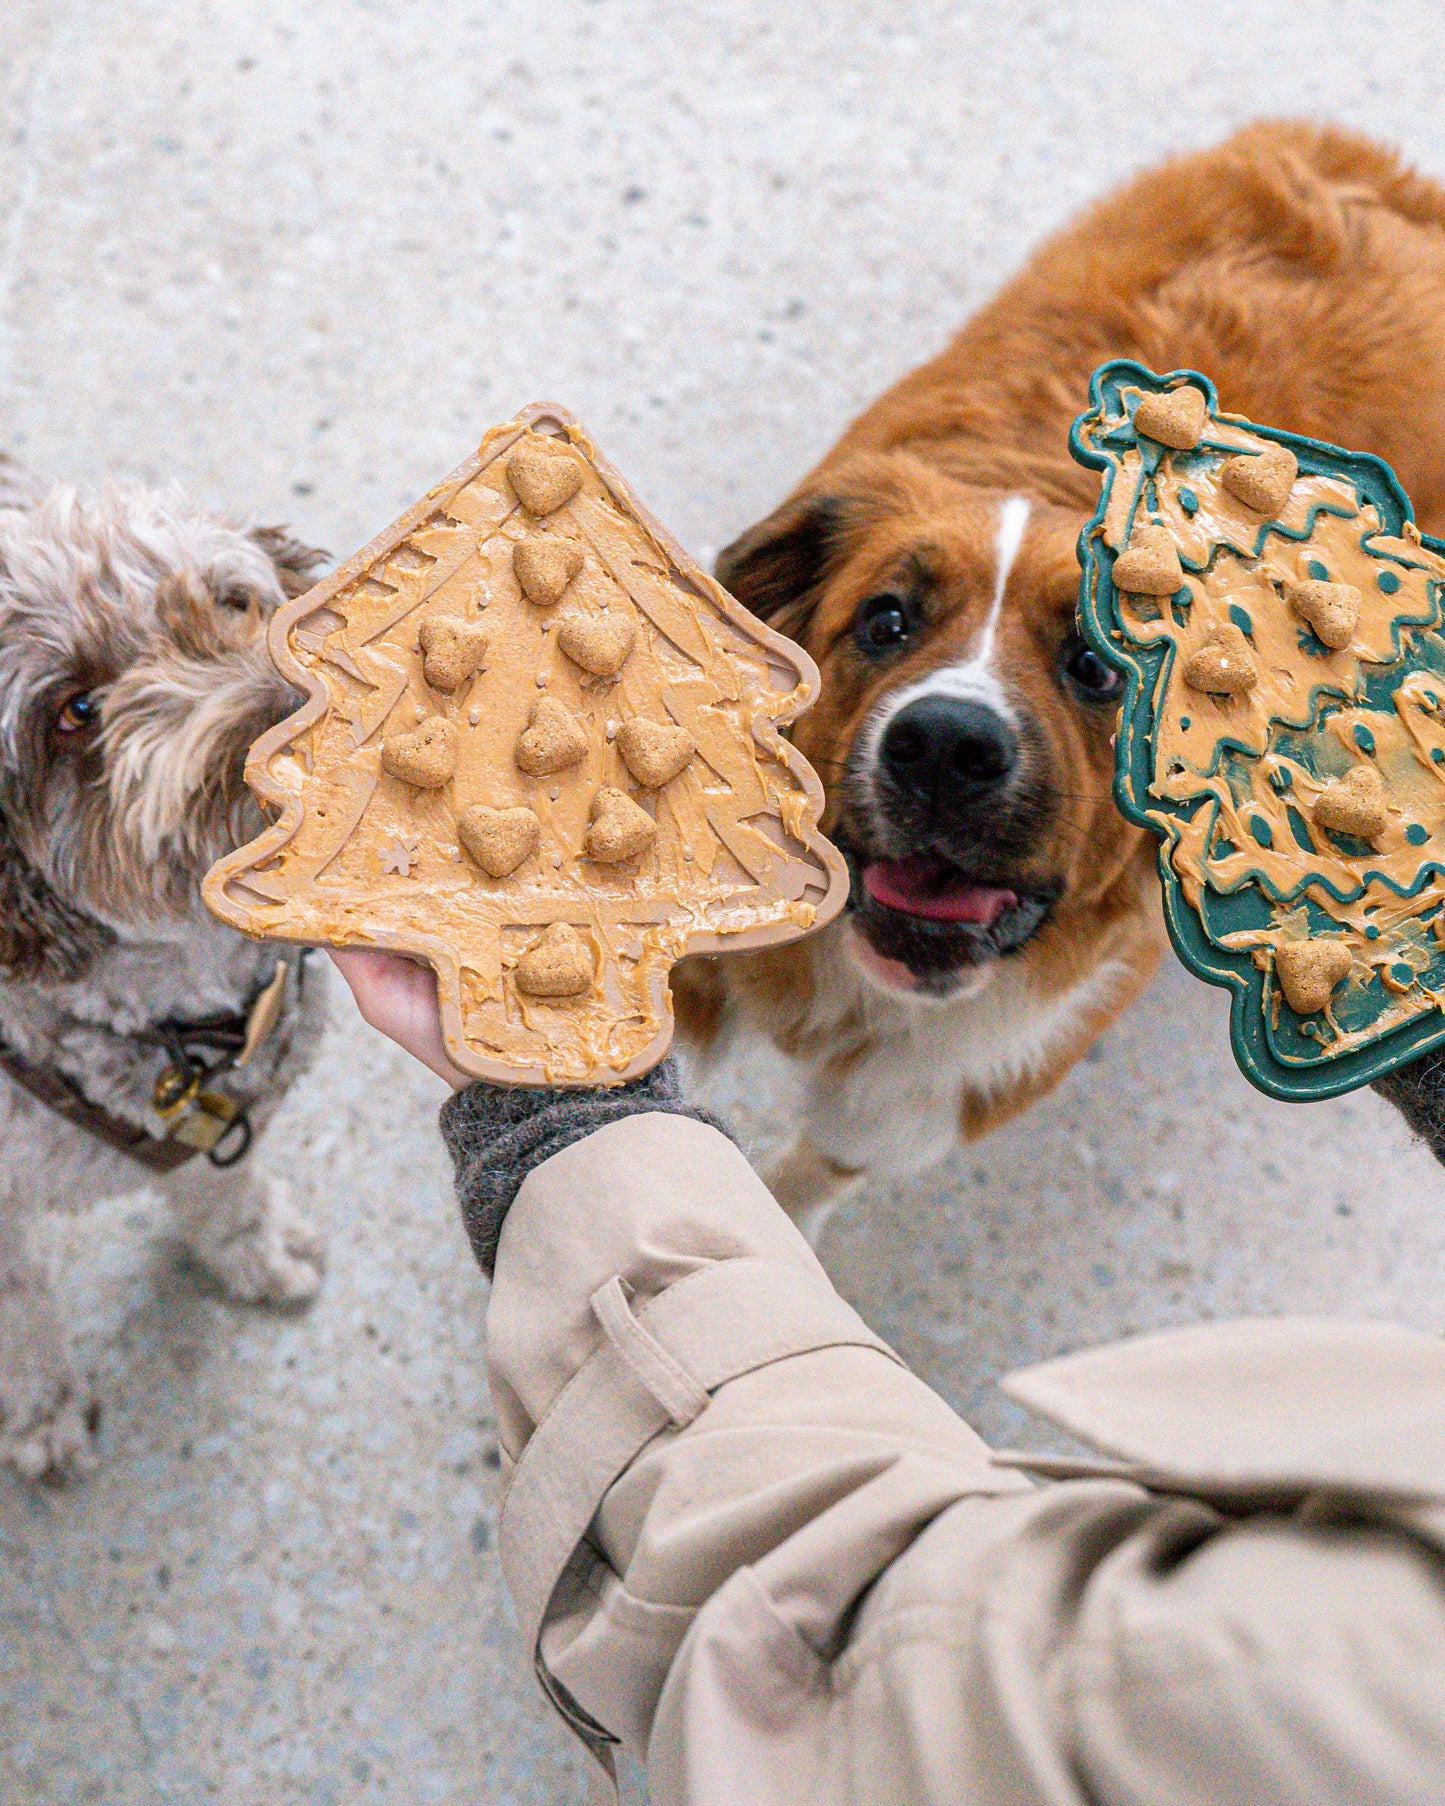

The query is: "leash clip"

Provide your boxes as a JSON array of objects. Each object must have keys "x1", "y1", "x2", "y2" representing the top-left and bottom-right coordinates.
[
  {"x1": 145, "y1": 953, "x2": 296, "y2": 1168},
  {"x1": 153, "y1": 1062, "x2": 202, "y2": 1116}
]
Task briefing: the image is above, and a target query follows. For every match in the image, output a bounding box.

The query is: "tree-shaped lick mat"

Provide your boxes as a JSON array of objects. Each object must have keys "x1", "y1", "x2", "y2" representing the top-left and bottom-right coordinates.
[
  {"x1": 203, "y1": 405, "x2": 849, "y2": 1085},
  {"x1": 1073, "y1": 359, "x2": 1445, "y2": 1101}
]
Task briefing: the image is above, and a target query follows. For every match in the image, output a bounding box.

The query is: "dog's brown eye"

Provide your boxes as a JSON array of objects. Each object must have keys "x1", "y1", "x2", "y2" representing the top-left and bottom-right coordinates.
[
  {"x1": 56, "y1": 690, "x2": 100, "y2": 734},
  {"x1": 855, "y1": 594, "x2": 911, "y2": 655},
  {"x1": 1062, "y1": 635, "x2": 1124, "y2": 702}
]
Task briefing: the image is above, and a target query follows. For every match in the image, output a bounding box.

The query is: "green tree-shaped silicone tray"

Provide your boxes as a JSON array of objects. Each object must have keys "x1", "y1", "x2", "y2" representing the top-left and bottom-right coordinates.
[{"x1": 1073, "y1": 359, "x2": 1445, "y2": 1100}]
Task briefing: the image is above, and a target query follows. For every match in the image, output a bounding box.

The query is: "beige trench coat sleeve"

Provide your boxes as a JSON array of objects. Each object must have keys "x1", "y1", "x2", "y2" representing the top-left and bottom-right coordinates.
[{"x1": 484, "y1": 1113, "x2": 1445, "y2": 1806}]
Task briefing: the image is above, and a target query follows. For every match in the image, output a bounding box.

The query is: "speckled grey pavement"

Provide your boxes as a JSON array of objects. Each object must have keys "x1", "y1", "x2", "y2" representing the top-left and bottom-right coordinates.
[{"x1": 4, "y1": 3, "x2": 1445, "y2": 1800}]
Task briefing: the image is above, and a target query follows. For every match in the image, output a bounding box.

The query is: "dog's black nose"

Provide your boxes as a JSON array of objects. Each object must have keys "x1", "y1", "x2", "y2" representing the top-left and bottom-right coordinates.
[{"x1": 880, "y1": 695, "x2": 1019, "y2": 806}]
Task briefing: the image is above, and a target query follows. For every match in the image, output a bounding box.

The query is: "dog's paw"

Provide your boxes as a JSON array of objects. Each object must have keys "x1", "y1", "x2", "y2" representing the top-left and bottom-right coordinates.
[
  {"x1": 201, "y1": 1178, "x2": 325, "y2": 1308},
  {"x1": 0, "y1": 1369, "x2": 100, "y2": 1483},
  {"x1": 0, "y1": 1277, "x2": 99, "y2": 1482}
]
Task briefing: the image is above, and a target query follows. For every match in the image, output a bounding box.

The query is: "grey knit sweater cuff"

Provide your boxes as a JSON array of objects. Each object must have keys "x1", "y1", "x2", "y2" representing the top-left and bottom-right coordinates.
[
  {"x1": 438, "y1": 1057, "x2": 732, "y2": 1277},
  {"x1": 1373, "y1": 1050, "x2": 1445, "y2": 1167}
]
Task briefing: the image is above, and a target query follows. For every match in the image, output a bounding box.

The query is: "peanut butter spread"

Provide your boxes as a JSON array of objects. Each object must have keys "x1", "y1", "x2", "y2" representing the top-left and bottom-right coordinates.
[
  {"x1": 203, "y1": 405, "x2": 848, "y2": 1085},
  {"x1": 1078, "y1": 368, "x2": 1445, "y2": 1085}
]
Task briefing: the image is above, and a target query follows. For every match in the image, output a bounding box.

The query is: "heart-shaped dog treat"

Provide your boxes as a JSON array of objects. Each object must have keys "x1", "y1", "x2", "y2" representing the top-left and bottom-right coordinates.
[
  {"x1": 418, "y1": 615, "x2": 488, "y2": 691},
  {"x1": 1274, "y1": 938, "x2": 1353, "y2": 1016},
  {"x1": 515, "y1": 696, "x2": 588, "y2": 776},
  {"x1": 514, "y1": 538, "x2": 583, "y2": 606},
  {"x1": 616, "y1": 718, "x2": 695, "y2": 788},
  {"x1": 1182, "y1": 623, "x2": 1257, "y2": 695},
  {"x1": 1313, "y1": 765, "x2": 1390, "y2": 840},
  {"x1": 1072, "y1": 360, "x2": 1445, "y2": 1104},
  {"x1": 204, "y1": 406, "x2": 849, "y2": 1087},
  {"x1": 381, "y1": 715, "x2": 457, "y2": 787},
  {"x1": 558, "y1": 611, "x2": 635, "y2": 678},
  {"x1": 586, "y1": 788, "x2": 657, "y2": 863},
  {"x1": 1111, "y1": 523, "x2": 1185, "y2": 595},
  {"x1": 1219, "y1": 443, "x2": 1298, "y2": 516},
  {"x1": 507, "y1": 441, "x2": 584, "y2": 516},
  {"x1": 1132, "y1": 385, "x2": 1207, "y2": 450},
  {"x1": 458, "y1": 805, "x2": 540, "y2": 878},
  {"x1": 515, "y1": 922, "x2": 595, "y2": 997},
  {"x1": 1288, "y1": 578, "x2": 1360, "y2": 650}
]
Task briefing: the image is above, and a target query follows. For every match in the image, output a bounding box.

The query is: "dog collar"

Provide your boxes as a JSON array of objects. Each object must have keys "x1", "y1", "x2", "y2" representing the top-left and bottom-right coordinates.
[{"x1": 0, "y1": 946, "x2": 309, "y2": 1172}]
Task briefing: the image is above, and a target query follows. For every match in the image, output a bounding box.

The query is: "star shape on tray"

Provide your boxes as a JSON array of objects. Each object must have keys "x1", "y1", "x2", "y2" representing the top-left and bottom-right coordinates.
[{"x1": 382, "y1": 835, "x2": 420, "y2": 877}]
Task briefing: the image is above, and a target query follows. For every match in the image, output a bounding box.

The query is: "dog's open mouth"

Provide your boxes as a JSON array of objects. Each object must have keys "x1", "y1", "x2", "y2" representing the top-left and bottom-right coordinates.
[
  {"x1": 836, "y1": 841, "x2": 1058, "y2": 996},
  {"x1": 861, "y1": 855, "x2": 1018, "y2": 926}
]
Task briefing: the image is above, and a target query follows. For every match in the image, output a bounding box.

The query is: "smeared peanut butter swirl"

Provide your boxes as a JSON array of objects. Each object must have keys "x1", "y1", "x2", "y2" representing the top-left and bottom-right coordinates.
[
  {"x1": 1102, "y1": 395, "x2": 1445, "y2": 1062},
  {"x1": 204, "y1": 411, "x2": 848, "y2": 1085}
]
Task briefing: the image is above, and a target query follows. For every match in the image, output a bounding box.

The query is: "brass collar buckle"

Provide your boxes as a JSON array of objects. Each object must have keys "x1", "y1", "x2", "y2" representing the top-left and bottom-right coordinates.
[{"x1": 147, "y1": 954, "x2": 302, "y2": 1168}]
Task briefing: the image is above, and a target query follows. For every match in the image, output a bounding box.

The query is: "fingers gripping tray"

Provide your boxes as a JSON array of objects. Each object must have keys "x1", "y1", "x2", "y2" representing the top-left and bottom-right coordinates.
[
  {"x1": 203, "y1": 405, "x2": 849, "y2": 1085},
  {"x1": 1073, "y1": 360, "x2": 1445, "y2": 1101}
]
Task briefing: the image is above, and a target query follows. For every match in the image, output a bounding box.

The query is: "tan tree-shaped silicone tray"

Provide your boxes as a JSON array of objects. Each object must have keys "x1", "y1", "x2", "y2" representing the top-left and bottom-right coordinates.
[{"x1": 203, "y1": 404, "x2": 849, "y2": 1085}]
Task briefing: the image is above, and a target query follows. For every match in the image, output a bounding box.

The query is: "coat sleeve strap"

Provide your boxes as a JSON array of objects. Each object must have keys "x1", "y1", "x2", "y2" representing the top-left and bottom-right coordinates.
[
  {"x1": 498, "y1": 1255, "x2": 904, "y2": 1739},
  {"x1": 590, "y1": 1275, "x2": 713, "y2": 1428}
]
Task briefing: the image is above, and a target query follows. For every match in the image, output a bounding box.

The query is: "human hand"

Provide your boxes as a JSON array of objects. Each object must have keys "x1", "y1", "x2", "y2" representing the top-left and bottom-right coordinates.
[{"x1": 328, "y1": 949, "x2": 475, "y2": 1091}]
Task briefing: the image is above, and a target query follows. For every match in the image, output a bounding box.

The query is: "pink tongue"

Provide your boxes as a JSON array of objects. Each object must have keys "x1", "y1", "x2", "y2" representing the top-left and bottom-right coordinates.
[{"x1": 863, "y1": 858, "x2": 1017, "y2": 926}]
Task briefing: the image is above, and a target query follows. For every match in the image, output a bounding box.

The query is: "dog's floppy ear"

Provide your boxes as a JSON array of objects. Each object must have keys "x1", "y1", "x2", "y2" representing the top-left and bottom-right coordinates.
[
  {"x1": 250, "y1": 525, "x2": 329, "y2": 600},
  {"x1": 0, "y1": 806, "x2": 113, "y2": 979},
  {"x1": 715, "y1": 493, "x2": 849, "y2": 642}
]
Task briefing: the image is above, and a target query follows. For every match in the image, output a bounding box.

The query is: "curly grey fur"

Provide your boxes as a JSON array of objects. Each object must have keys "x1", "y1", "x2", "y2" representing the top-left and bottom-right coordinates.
[
  {"x1": 0, "y1": 815, "x2": 115, "y2": 979},
  {"x1": 439, "y1": 1059, "x2": 732, "y2": 1277},
  {"x1": 0, "y1": 459, "x2": 332, "y2": 1479}
]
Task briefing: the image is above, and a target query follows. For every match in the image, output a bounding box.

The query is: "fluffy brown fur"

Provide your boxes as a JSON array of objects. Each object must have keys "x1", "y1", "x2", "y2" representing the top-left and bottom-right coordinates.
[
  {"x1": 0, "y1": 472, "x2": 331, "y2": 1479},
  {"x1": 680, "y1": 120, "x2": 1445, "y2": 1233}
]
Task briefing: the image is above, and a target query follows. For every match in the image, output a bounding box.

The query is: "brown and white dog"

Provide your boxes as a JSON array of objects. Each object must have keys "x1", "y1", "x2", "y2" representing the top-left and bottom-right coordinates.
[{"x1": 681, "y1": 120, "x2": 1445, "y2": 1234}]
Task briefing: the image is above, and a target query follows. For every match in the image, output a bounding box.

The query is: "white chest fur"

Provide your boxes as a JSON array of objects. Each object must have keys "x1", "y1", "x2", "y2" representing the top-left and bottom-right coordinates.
[{"x1": 783, "y1": 919, "x2": 1130, "y2": 1180}]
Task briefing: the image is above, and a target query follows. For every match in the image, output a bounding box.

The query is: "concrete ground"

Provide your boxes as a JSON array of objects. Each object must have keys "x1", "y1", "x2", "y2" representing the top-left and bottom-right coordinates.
[{"x1": 4, "y1": 1, "x2": 1445, "y2": 1800}]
